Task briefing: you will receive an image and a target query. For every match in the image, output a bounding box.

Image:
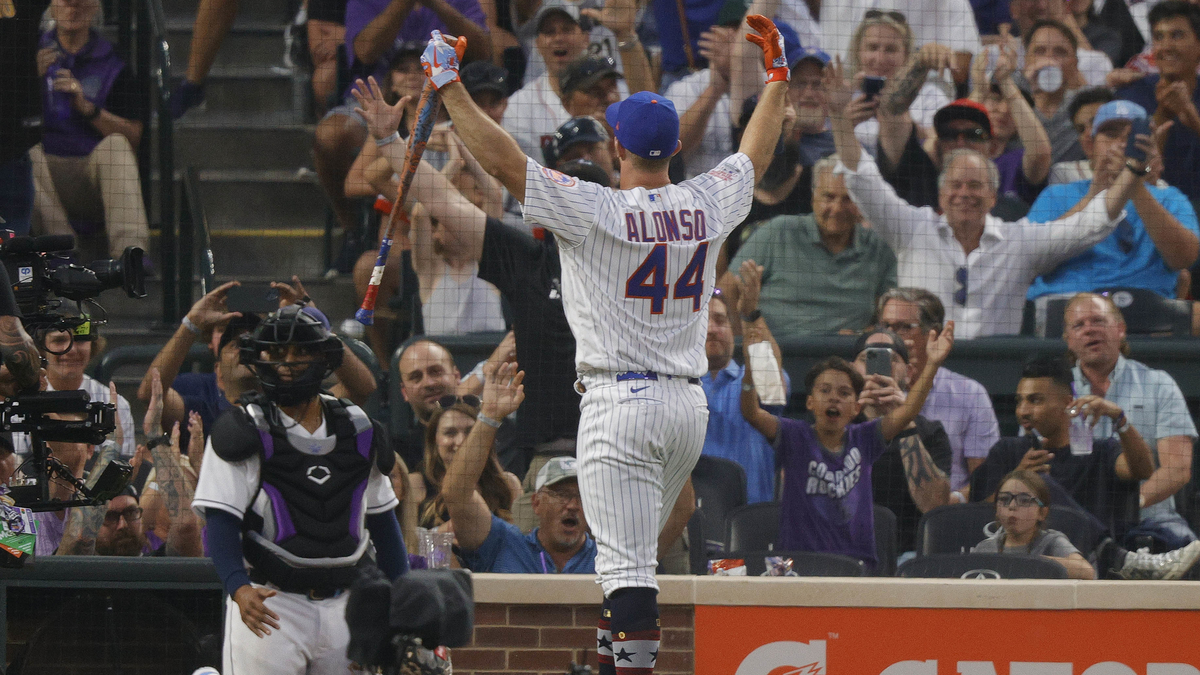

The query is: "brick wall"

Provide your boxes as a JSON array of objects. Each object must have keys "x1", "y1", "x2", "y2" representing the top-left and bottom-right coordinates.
[{"x1": 452, "y1": 603, "x2": 695, "y2": 675}]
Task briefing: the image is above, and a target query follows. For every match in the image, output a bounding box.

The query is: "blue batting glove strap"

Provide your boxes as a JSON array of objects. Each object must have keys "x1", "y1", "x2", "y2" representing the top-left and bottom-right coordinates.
[{"x1": 422, "y1": 31, "x2": 461, "y2": 89}]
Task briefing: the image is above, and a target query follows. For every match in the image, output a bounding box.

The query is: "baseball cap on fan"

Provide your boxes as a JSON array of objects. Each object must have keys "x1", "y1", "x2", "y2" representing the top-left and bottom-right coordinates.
[
  {"x1": 534, "y1": 0, "x2": 585, "y2": 32},
  {"x1": 1091, "y1": 99, "x2": 1148, "y2": 134},
  {"x1": 461, "y1": 61, "x2": 510, "y2": 98},
  {"x1": 605, "y1": 92, "x2": 681, "y2": 159},
  {"x1": 544, "y1": 115, "x2": 609, "y2": 166},
  {"x1": 535, "y1": 457, "x2": 579, "y2": 491},
  {"x1": 934, "y1": 98, "x2": 993, "y2": 137}
]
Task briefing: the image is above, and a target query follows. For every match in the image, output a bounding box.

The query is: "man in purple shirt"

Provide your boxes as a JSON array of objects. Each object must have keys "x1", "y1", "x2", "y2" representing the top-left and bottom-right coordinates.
[
  {"x1": 875, "y1": 288, "x2": 1000, "y2": 494},
  {"x1": 740, "y1": 324, "x2": 955, "y2": 569},
  {"x1": 313, "y1": 0, "x2": 491, "y2": 242}
]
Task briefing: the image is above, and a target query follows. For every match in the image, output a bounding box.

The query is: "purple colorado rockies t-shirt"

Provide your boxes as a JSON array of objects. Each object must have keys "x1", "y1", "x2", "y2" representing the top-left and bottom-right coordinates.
[{"x1": 775, "y1": 417, "x2": 887, "y2": 567}]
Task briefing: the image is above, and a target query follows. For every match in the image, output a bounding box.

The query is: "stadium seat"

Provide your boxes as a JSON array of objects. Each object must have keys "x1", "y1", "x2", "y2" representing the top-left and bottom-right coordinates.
[
  {"x1": 915, "y1": 503, "x2": 998, "y2": 556},
  {"x1": 1033, "y1": 288, "x2": 1192, "y2": 337},
  {"x1": 917, "y1": 503, "x2": 1103, "y2": 557},
  {"x1": 722, "y1": 550, "x2": 866, "y2": 577},
  {"x1": 691, "y1": 455, "x2": 748, "y2": 556},
  {"x1": 897, "y1": 552, "x2": 1068, "y2": 579},
  {"x1": 1045, "y1": 505, "x2": 1103, "y2": 557},
  {"x1": 873, "y1": 504, "x2": 899, "y2": 577},
  {"x1": 725, "y1": 502, "x2": 780, "y2": 552}
]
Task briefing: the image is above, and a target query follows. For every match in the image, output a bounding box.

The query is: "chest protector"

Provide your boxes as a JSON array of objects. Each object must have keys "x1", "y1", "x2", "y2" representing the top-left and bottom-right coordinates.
[{"x1": 211, "y1": 394, "x2": 393, "y2": 590}]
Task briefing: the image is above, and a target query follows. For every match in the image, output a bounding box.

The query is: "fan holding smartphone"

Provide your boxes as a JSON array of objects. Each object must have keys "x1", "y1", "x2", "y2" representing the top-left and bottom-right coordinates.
[{"x1": 844, "y1": 11, "x2": 953, "y2": 156}]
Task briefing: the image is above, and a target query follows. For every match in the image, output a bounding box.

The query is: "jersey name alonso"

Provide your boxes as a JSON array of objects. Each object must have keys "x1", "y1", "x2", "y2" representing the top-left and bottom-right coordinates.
[{"x1": 521, "y1": 154, "x2": 755, "y2": 378}]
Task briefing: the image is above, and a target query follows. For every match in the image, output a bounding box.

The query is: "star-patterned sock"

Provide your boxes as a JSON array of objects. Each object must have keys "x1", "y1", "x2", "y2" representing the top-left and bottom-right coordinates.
[
  {"x1": 597, "y1": 598, "x2": 615, "y2": 675},
  {"x1": 608, "y1": 587, "x2": 660, "y2": 675}
]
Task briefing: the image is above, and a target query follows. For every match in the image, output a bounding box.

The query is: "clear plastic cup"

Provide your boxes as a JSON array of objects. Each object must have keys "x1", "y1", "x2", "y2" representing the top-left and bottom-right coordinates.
[
  {"x1": 417, "y1": 527, "x2": 455, "y2": 569},
  {"x1": 1068, "y1": 414, "x2": 1093, "y2": 456}
]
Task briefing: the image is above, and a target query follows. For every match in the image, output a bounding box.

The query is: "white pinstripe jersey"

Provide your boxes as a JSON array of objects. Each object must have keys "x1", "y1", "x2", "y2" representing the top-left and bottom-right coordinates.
[{"x1": 521, "y1": 153, "x2": 755, "y2": 378}]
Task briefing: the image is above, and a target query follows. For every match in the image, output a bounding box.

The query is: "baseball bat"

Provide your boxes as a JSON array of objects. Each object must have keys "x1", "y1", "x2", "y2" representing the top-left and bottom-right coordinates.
[{"x1": 356, "y1": 81, "x2": 443, "y2": 325}]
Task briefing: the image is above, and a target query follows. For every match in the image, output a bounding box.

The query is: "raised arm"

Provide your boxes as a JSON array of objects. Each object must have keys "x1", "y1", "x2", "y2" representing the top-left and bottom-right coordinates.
[
  {"x1": 138, "y1": 281, "x2": 241, "y2": 429},
  {"x1": 739, "y1": 346, "x2": 780, "y2": 443},
  {"x1": 827, "y1": 57, "x2": 862, "y2": 171},
  {"x1": 880, "y1": 322, "x2": 955, "y2": 442},
  {"x1": 422, "y1": 34, "x2": 529, "y2": 202},
  {"x1": 353, "y1": 0, "x2": 421, "y2": 66},
  {"x1": 992, "y1": 29, "x2": 1052, "y2": 185},
  {"x1": 737, "y1": 15, "x2": 790, "y2": 181},
  {"x1": 59, "y1": 410, "x2": 123, "y2": 555},
  {"x1": 441, "y1": 361, "x2": 525, "y2": 552},
  {"x1": 679, "y1": 28, "x2": 733, "y2": 156},
  {"x1": 583, "y1": 0, "x2": 652, "y2": 95}
]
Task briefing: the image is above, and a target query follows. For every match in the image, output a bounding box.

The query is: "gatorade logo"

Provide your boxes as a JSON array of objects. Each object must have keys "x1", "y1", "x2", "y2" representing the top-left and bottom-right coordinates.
[{"x1": 736, "y1": 640, "x2": 826, "y2": 675}]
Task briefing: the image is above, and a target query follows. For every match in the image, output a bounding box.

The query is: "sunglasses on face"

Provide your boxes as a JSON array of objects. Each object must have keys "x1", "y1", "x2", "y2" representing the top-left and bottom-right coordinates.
[
  {"x1": 436, "y1": 394, "x2": 481, "y2": 410},
  {"x1": 864, "y1": 8, "x2": 907, "y2": 23},
  {"x1": 954, "y1": 266, "x2": 968, "y2": 306},
  {"x1": 996, "y1": 492, "x2": 1044, "y2": 508},
  {"x1": 940, "y1": 127, "x2": 991, "y2": 142}
]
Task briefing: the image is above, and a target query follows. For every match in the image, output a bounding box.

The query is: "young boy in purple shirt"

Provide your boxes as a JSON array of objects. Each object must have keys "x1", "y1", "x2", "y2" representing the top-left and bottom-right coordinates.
[{"x1": 739, "y1": 321, "x2": 956, "y2": 568}]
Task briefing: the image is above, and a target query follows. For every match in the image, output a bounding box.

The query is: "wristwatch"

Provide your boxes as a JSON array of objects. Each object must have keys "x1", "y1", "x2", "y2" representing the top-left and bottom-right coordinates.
[
  {"x1": 1125, "y1": 160, "x2": 1151, "y2": 176},
  {"x1": 741, "y1": 309, "x2": 762, "y2": 323}
]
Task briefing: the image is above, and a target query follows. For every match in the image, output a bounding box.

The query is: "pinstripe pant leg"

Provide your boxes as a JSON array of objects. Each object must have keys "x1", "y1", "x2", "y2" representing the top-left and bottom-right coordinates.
[{"x1": 577, "y1": 380, "x2": 708, "y2": 596}]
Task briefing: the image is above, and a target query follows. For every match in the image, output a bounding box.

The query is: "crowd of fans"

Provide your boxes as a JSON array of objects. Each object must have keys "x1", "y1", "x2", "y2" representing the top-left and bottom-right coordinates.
[{"x1": 5, "y1": 0, "x2": 1200, "y2": 587}]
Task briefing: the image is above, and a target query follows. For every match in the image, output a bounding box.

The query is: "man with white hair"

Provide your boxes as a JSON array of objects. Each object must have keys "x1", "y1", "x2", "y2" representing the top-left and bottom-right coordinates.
[{"x1": 826, "y1": 59, "x2": 1144, "y2": 338}]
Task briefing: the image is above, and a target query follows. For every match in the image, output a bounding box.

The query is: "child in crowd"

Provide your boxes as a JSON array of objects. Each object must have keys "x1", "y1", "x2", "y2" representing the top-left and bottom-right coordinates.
[
  {"x1": 739, "y1": 322, "x2": 954, "y2": 569},
  {"x1": 972, "y1": 469, "x2": 1096, "y2": 579}
]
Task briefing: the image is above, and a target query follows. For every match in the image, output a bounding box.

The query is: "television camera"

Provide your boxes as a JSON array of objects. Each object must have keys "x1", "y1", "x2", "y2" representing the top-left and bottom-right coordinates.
[{"x1": 0, "y1": 232, "x2": 146, "y2": 511}]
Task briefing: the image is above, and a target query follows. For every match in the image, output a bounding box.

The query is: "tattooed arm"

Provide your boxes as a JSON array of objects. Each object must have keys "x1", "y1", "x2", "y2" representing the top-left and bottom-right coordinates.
[
  {"x1": 897, "y1": 426, "x2": 951, "y2": 513},
  {"x1": 58, "y1": 439, "x2": 120, "y2": 555},
  {"x1": 153, "y1": 422, "x2": 203, "y2": 556},
  {"x1": 0, "y1": 316, "x2": 42, "y2": 399},
  {"x1": 880, "y1": 43, "x2": 952, "y2": 117}
]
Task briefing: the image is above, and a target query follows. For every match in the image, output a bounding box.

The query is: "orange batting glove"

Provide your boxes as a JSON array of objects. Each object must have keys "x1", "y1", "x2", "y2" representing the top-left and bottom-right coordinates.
[{"x1": 745, "y1": 15, "x2": 789, "y2": 84}]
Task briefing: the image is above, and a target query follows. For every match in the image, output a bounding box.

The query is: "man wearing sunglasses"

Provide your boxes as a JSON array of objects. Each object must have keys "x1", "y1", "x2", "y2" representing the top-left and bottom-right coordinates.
[
  {"x1": 829, "y1": 58, "x2": 1145, "y2": 338},
  {"x1": 969, "y1": 355, "x2": 1200, "y2": 579}
]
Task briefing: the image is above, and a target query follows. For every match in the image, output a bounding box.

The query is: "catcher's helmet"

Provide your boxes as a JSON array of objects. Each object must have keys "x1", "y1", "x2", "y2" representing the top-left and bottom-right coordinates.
[{"x1": 239, "y1": 305, "x2": 343, "y2": 406}]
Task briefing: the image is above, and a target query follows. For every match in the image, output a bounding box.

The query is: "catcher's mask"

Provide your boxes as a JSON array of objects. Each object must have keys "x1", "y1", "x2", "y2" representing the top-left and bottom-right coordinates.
[{"x1": 239, "y1": 305, "x2": 343, "y2": 406}]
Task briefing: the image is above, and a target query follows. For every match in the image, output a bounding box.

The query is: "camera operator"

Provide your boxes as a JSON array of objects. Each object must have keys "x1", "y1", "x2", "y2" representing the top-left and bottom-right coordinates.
[{"x1": 10, "y1": 319, "x2": 134, "y2": 459}]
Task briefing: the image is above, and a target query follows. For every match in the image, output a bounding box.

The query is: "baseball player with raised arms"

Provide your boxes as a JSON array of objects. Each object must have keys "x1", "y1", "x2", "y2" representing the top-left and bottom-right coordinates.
[{"x1": 420, "y1": 16, "x2": 788, "y2": 675}]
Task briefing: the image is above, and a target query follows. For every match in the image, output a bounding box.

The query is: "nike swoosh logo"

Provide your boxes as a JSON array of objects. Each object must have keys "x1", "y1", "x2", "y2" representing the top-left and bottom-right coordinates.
[
  {"x1": 431, "y1": 48, "x2": 441, "y2": 69},
  {"x1": 630, "y1": 386, "x2": 650, "y2": 393}
]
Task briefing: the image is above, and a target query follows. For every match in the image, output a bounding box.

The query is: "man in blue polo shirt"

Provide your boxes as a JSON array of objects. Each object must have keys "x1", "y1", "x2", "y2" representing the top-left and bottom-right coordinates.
[
  {"x1": 441, "y1": 359, "x2": 595, "y2": 573},
  {"x1": 1026, "y1": 100, "x2": 1200, "y2": 301},
  {"x1": 459, "y1": 456, "x2": 596, "y2": 574}
]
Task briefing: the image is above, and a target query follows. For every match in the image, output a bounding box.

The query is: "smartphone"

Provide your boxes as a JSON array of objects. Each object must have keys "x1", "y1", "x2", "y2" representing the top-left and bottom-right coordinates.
[
  {"x1": 226, "y1": 284, "x2": 281, "y2": 314},
  {"x1": 862, "y1": 76, "x2": 886, "y2": 101},
  {"x1": 1125, "y1": 116, "x2": 1151, "y2": 163},
  {"x1": 865, "y1": 347, "x2": 893, "y2": 378}
]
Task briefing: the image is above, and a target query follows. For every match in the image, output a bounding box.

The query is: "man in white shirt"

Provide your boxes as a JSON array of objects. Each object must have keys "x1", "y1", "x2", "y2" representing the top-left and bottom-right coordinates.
[
  {"x1": 826, "y1": 59, "x2": 1144, "y2": 337},
  {"x1": 502, "y1": 0, "x2": 650, "y2": 157}
]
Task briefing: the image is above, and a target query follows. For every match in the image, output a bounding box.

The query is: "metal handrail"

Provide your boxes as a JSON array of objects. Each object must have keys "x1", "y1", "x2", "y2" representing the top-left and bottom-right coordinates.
[
  {"x1": 182, "y1": 166, "x2": 214, "y2": 296},
  {"x1": 141, "y1": 0, "x2": 178, "y2": 322}
]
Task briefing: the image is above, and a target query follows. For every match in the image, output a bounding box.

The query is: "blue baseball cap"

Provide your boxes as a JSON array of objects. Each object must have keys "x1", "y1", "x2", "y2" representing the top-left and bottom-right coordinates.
[
  {"x1": 1091, "y1": 100, "x2": 1148, "y2": 134},
  {"x1": 605, "y1": 91, "x2": 680, "y2": 159},
  {"x1": 791, "y1": 45, "x2": 831, "y2": 69}
]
